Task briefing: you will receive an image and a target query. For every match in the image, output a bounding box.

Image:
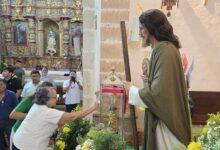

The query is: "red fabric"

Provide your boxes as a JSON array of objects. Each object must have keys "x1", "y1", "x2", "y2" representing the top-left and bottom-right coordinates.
[
  {"x1": 181, "y1": 52, "x2": 188, "y2": 74},
  {"x1": 101, "y1": 88, "x2": 124, "y2": 94}
]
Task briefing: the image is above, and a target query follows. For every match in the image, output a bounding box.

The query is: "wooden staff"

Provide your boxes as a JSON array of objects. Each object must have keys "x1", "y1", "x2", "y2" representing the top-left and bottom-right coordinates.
[{"x1": 120, "y1": 21, "x2": 139, "y2": 150}]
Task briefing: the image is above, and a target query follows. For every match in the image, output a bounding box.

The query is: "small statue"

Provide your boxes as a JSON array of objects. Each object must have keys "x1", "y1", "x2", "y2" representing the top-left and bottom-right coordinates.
[
  {"x1": 46, "y1": 28, "x2": 57, "y2": 56},
  {"x1": 72, "y1": 25, "x2": 82, "y2": 56},
  {"x1": 142, "y1": 57, "x2": 150, "y2": 86}
]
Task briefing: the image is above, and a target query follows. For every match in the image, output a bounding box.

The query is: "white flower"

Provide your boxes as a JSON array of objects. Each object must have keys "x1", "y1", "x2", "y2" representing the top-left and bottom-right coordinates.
[
  {"x1": 84, "y1": 139, "x2": 93, "y2": 147},
  {"x1": 75, "y1": 145, "x2": 82, "y2": 150}
]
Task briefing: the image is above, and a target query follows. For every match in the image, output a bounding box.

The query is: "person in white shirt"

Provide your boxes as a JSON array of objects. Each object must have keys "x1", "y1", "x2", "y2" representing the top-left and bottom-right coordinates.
[
  {"x1": 63, "y1": 70, "x2": 83, "y2": 112},
  {"x1": 21, "y1": 70, "x2": 42, "y2": 98},
  {"x1": 13, "y1": 87, "x2": 98, "y2": 150}
]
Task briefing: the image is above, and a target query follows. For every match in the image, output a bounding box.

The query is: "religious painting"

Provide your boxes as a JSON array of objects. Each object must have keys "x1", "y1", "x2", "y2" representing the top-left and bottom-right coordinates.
[{"x1": 14, "y1": 23, "x2": 27, "y2": 45}]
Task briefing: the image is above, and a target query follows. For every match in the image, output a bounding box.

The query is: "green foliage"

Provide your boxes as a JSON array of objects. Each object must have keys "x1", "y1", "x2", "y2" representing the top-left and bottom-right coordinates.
[
  {"x1": 55, "y1": 106, "x2": 91, "y2": 150},
  {"x1": 86, "y1": 129, "x2": 124, "y2": 150},
  {"x1": 0, "y1": 60, "x2": 7, "y2": 73},
  {"x1": 193, "y1": 112, "x2": 220, "y2": 150},
  {"x1": 207, "y1": 112, "x2": 220, "y2": 127}
]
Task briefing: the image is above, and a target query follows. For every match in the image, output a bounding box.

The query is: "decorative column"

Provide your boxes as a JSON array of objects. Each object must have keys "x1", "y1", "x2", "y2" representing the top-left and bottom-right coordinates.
[
  {"x1": 0, "y1": 20, "x2": 5, "y2": 57},
  {"x1": 0, "y1": 1, "x2": 11, "y2": 57},
  {"x1": 37, "y1": 21, "x2": 44, "y2": 56},
  {"x1": 4, "y1": 18, "x2": 15, "y2": 57},
  {"x1": 60, "y1": 20, "x2": 70, "y2": 57},
  {"x1": 28, "y1": 18, "x2": 37, "y2": 56}
]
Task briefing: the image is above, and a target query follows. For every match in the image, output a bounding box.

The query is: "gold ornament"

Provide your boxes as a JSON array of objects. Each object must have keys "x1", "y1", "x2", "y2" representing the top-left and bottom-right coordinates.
[{"x1": 108, "y1": 107, "x2": 118, "y2": 132}]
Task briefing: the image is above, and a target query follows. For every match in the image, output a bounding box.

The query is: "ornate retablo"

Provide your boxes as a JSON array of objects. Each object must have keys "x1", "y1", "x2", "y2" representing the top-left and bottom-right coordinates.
[{"x1": 0, "y1": 0, "x2": 83, "y2": 70}]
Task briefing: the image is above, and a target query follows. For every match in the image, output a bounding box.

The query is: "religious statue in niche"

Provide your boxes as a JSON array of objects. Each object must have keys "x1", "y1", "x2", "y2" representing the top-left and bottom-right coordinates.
[
  {"x1": 14, "y1": 23, "x2": 27, "y2": 45},
  {"x1": 46, "y1": 27, "x2": 57, "y2": 56},
  {"x1": 72, "y1": 25, "x2": 83, "y2": 56}
]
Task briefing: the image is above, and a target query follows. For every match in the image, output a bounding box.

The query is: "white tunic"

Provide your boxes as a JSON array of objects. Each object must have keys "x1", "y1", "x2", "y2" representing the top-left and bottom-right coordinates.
[{"x1": 129, "y1": 86, "x2": 186, "y2": 150}]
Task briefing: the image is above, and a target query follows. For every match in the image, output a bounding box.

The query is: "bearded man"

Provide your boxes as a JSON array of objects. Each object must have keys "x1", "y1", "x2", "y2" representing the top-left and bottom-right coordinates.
[{"x1": 126, "y1": 9, "x2": 191, "y2": 150}]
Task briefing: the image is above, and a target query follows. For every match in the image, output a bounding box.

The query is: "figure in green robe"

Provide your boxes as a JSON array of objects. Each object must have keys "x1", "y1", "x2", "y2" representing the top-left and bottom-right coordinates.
[{"x1": 127, "y1": 9, "x2": 191, "y2": 150}]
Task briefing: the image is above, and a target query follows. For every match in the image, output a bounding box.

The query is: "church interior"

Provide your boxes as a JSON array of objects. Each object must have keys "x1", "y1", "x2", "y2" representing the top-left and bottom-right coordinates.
[{"x1": 0, "y1": 0, "x2": 220, "y2": 150}]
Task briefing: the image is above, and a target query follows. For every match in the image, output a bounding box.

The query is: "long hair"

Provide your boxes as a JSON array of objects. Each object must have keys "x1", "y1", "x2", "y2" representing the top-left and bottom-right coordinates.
[{"x1": 139, "y1": 9, "x2": 181, "y2": 49}]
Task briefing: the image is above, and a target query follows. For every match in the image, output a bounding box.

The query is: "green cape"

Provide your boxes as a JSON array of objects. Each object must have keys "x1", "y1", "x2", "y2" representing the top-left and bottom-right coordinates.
[{"x1": 139, "y1": 41, "x2": 191, "y2": 150}]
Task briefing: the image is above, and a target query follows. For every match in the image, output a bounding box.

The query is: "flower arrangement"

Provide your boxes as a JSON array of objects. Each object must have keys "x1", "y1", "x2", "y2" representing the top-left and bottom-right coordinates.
[
  {"x1": 187, "y1": 112, "x2": 220, "y2": 150},
  {"x1": 76, "y1": 124, "x2": 124, "y2": 150},
  {"x1": 55, "y1": 106, "x2": 91, "y2": 150}
]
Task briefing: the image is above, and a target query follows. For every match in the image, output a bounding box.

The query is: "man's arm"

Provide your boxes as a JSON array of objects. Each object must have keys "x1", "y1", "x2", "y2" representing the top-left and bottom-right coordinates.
[
  {"x1": 129, "y1": 86, "x2": 147, "y2": 108},
  {"x1": 10, "y1": 110, "x2": 26, "y2": 120},
  {"x1": 77, "y1": 81, "x2": 83, "y2": 90},
  {"x1": 63, "y1": 80, "x2": 72, "y2": 93},
  {"x1": 9, "y1": 98, "x2": 31, "y2": 120},
  {"x1": 16, "y1": 89, "x2": 22, "y2": 98}
]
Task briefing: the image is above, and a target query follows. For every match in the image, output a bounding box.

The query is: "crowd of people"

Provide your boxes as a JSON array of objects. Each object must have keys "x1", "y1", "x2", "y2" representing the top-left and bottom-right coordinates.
[{"x1": 0, "y1": 61, "x2": 96, "y2": 150}]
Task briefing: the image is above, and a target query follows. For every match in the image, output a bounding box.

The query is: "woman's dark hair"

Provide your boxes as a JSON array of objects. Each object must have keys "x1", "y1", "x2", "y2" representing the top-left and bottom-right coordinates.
[
  {"x1": 34, "y1": 86, "x2": 55, "y2": 105},
  {"x1": 139, "y1": 9, "x2": 181, "y2": 49},
  {"x1": 3, "y1": 66, "x2": 15, "y2": 73}
]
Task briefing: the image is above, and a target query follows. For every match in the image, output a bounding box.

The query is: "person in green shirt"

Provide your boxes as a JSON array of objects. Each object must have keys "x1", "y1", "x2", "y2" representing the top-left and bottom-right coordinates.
[
  {"x1": 9, "y1": 81, "x2": 53, "y2": 150},
  {"x1": 11, "y1": 97, "x2": 34, "y2": 133}
]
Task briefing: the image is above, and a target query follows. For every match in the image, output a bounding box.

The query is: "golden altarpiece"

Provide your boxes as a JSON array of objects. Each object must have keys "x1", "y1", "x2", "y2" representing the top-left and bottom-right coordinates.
[{"x1": 0, "y1": 0, "x2": 82, "y2": 70}]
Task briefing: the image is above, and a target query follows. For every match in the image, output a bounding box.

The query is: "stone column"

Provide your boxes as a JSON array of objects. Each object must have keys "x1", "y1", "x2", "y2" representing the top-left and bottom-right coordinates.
[
  {"x1": 82, "y1": 0, "x2": 100, "y2": 120},
  {"x1": 37, "y1": 21, "x2": 44, "y2": 56}
]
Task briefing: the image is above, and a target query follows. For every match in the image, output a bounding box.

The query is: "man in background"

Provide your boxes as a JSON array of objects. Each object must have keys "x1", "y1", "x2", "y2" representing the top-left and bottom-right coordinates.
[
  {"x1": 0, "y1": 79, "x2": 18, "y2": 150},
  {"x1": 63, "y1": 70, "x2": 83, "y2": 112},
  {"x1": 21, "y1": 70, "x2": 41, "y2": 98},
  {"x1": 2, "y1": 67, "x2": 22, "y2": 99}
]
